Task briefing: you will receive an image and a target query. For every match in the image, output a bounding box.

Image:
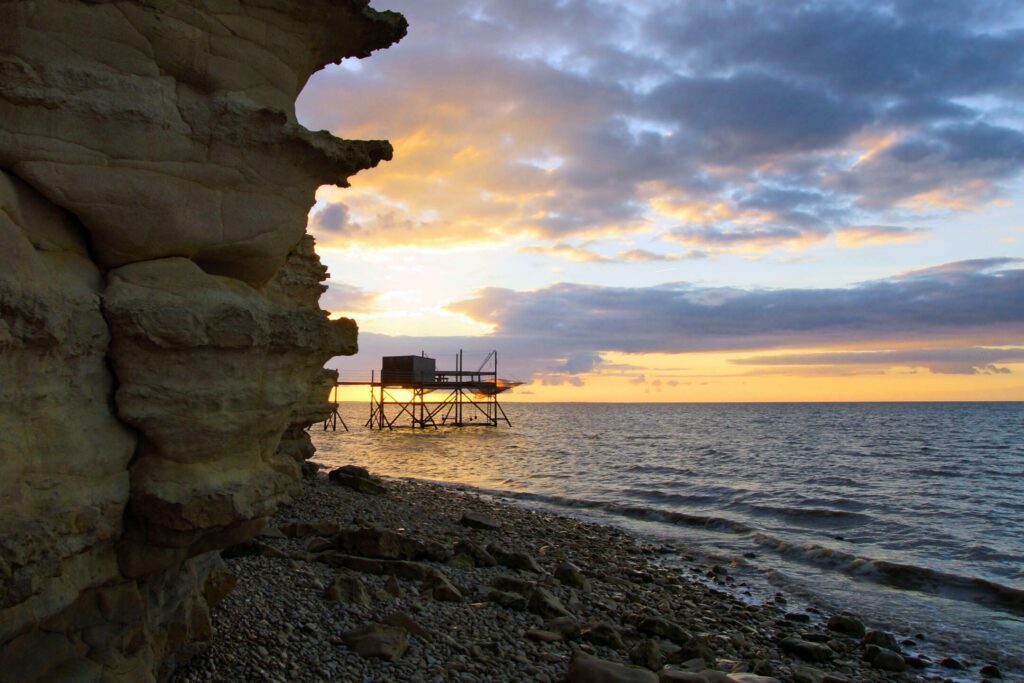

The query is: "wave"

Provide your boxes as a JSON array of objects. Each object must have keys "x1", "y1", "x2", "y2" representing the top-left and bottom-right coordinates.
[
  {"x1": 395, "y1": 476, "x2": 1024, "y2": 616},
  {"x1": 750, "y1": 533, "x2": 1024, "y2": 615}
]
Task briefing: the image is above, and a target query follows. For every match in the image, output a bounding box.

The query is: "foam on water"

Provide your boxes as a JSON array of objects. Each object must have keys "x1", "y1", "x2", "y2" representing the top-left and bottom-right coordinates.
[{"x1": 312, "y1": 401, "x2": 1024, "y2": 673}]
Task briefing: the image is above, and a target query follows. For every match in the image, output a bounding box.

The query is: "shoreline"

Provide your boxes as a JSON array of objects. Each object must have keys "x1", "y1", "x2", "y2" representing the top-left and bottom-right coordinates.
[{"x1": 174, "y1": 469, "x2": 1005, "y2": 682}]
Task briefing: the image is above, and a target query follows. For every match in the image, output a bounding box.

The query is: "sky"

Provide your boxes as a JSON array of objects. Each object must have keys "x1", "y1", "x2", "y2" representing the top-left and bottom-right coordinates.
[{"x1": 296, "y1": 0, "x2": 1024, "y2": 402}]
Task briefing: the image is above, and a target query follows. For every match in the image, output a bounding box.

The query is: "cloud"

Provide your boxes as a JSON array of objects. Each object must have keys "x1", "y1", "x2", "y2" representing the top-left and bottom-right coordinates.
[
  {"x1": 518, "y1": 242, "x2": 706, "y2": 263},
  {"x1": 666, "y1": 226, "x2": 829, "y2": 253},
  {"x1": 298, "y1": 0, "x2": 1024, "y2": 254},
  {"x1": 320, "y1": 281, "x2": 380, "y2": 313},
  {"x1": 445, "y1": 258, "x2": 1024, "y2": 362},
  {"x1": 731, "y1": 347, "x2": 1024, "y2": 375},
  {"x1": 835, "y1": 225, "x2": 930, "y2": 247},
  {"x1": 518, "y1": 243, "x2": 613, "y2": 263}
]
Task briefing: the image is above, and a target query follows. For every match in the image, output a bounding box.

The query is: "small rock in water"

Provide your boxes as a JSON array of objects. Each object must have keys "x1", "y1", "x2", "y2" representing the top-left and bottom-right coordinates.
[
  {"x1": 980, "y1": 663, "x2": 1003, "y2": 678},
  {"x1": 567, "y1": 651, "x2": 658, "y2": 683},
  {"x1": 938, "y1": 656, "x2": 964, "y2": 669},
  {"x1": 460, "y1": 511, "x2": 501, "y2": 530},
  {"x1": 342, "y1": 623, "x2": 409, "y2": 661},
  {"x1": 784, "y1": 612, "x2": 811, "y2": 623}
]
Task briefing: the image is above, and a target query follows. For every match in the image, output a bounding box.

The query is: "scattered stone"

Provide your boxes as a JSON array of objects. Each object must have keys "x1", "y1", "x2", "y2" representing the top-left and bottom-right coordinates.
[
  {"x1": 784, "y1": 612, "x2": 810, "y2": 623},
  {"x1": 491, "y1": 575, "x2": 534, "y2": 595},
  {"x1": 862, "y1": 644, "x2": 905, "y2": 672},
  {"x1": 454, "y1": 540, "x2": 497, "y2": 567},
  {"x1": 341, "y1": 623, "x2": 408, "y2": 661},
  {"x1": 792, "y1": 665, "x2": 826, "y2": 683},
  {"x1": 658, "y1": 670, "x2": 707, "y2": 682},
  {"x1": 460, "y1": 511, "x2": 501, "y2": 530},
  {"x1": 382, "y1": 611, "x2": 431, "y2": 641},
  {"x1": 555, "y1": 562, "x2": 587, "y2": 589},
  {"x1": 568, "y1": 651, "x2": 658, "y2": 683},
  {"x1": 489, "y1": 544, "x2": 544, "y2": 573},
  {"x1": 486, "y1": 589, "x2": 528, "y2": 611},
  {"x1": 861, "y1": 630, "x2": 900, "y2": 652},
  {"x1": 329, "y1": 466, "x2": 387, "y2": 495},
  {"x1": 545, "y1": 616, "x2": 581, "y2": 639},
  {"x1": 633, "y1": 615, "x2": 692, "y2": 644},
  {"x1": 333, "y1": 527, "x2": 421, "y2": 560},
  {"x1": 780, "y1": 637, "x2": 832, "y2": 663},
  {"x1": 527, "y1": 629, "x2": 562, "y2": 643},
  {"x1": 425, "y1": 574, "x2": 463, "y2": 602},
  {"x1": 939, "y1": 656, "x2": 964, "y2": 669},
  {"x1": 629, "y1": 638, "x2": 663, "y2": 670},
  {"x1": 826, "y1": 614, "x2": 865, "y2": 638},
  {"x1": 582, "y1": 621, "x2": 626, "y2": 650},
  {"x1": 280, "y1": 521, "x2": 341, "y2": 538},
  {"x1": 324, "y1": 575, "x2": 371, "y2": 607},
  {"x1": 384, "y1": 575, "x2": 402, "y2": 598},
  {"x1": 528, "y1": 587, "x2": 571, "y2": 619}
]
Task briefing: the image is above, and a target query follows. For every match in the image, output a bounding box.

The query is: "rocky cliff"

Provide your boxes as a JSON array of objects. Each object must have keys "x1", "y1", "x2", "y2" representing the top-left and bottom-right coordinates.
[{"x1": 0, "y1": 1, "x2": 404, "y2": 680}]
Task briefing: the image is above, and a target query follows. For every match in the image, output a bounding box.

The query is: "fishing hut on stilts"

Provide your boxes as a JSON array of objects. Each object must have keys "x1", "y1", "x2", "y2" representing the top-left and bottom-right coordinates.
[{"x1": 327, "y1": 350, "x2": 520, "y2": 430}]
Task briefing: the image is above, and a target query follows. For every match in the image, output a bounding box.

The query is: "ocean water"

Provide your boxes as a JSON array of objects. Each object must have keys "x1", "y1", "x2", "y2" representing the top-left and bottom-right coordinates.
[{"x1": 312, "y1": 401, "x2": 1024, "y2": 673}]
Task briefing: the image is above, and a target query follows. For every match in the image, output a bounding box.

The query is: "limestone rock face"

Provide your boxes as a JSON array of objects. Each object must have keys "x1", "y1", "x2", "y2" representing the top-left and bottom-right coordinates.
[
  {"x1": 0, "y1": 0, "x2": 403, "y2": 284},
  {"x1": 0, "y1": 0, "x2": 404, "y2": 679},
  {"x1": 0, "y1": 169, "x2": 136, "y2": 643}
]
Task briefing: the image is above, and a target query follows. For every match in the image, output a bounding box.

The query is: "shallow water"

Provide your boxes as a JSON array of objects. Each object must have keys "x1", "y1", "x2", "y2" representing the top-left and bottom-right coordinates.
[{"x1": 312, "y1": 401, "x2": 1024, "y2": 672}]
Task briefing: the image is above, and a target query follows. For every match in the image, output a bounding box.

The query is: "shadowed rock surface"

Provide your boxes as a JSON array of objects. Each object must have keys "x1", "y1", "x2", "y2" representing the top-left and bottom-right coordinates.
[{"x1": 0, "y1": 1, "x2": 406, "y2": 679}]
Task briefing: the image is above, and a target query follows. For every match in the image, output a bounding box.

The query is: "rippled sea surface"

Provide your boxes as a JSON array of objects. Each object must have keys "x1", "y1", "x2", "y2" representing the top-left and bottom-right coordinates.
[{"x1": 313, "y1": 401, "x2": 1024, "y2": 671}]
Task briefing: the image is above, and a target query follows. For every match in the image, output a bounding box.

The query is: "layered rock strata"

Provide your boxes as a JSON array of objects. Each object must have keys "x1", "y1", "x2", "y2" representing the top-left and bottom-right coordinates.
[{"x1": 0, "y1": 1, "x2": 404, "y2": 680}]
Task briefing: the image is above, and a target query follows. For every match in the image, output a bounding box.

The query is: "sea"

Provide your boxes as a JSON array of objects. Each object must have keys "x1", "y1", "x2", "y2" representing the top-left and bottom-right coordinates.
[{"x1": 311, "y1": 401, "x2": 1024, "y2": 676}]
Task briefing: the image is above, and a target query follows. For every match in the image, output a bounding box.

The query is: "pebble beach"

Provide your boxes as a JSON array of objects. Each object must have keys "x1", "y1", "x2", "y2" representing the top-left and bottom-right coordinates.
[{"x1": 173, "y1": 467, "x2": 1006, "y2": 683}]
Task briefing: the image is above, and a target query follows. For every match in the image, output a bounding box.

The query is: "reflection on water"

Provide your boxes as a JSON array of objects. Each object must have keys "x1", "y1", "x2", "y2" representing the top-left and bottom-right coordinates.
[{"x1": 313, "y1": 401, "x2": 1024, "y2": 669}]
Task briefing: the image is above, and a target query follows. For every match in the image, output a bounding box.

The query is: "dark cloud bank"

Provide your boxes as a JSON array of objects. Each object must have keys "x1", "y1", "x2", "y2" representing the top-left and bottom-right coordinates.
[{"x1": 330, "y1": 259, "x2": 1024, "y2": 381}]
